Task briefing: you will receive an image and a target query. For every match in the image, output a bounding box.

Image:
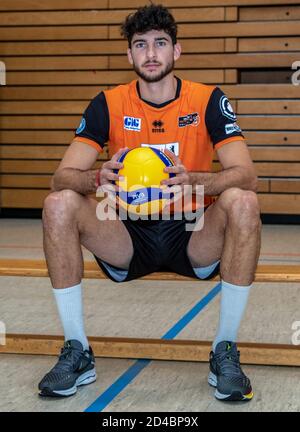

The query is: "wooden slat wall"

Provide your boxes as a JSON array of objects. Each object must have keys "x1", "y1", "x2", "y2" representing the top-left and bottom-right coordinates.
[{"x1": 0, "y1": 0, "x2": 300, "y2": 214}]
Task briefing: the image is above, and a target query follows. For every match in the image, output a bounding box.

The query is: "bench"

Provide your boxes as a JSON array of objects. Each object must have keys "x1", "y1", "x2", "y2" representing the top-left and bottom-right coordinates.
[{"x1": 1, "y1": 258, "x2": 300, "y2": 366}]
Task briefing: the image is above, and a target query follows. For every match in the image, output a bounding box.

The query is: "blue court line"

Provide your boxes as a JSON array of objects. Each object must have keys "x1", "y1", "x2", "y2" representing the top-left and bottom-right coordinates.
[
  {"x1": 162, "y1": 282, "x2": 221, "y2": 340},
  {"x1": 85, "y1": 282, "x2": 221, "y2": 412}
]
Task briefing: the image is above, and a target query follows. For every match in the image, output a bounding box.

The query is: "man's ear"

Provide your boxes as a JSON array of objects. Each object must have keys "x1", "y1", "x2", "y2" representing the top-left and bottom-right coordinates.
[
  {"x1": 173, "y1": 42, "x2": 181, "y2": 62},
  {"x1": 127, "y1": 48, "x2": 133, "y2": 65}
]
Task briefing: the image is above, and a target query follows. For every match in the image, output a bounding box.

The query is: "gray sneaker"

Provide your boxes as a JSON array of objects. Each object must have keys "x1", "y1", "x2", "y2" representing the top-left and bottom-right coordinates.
[
  {"x1": 208, "y1": 341, "x2": 253, "y2": 402},
  {"x1": 38, "y1": 340, "x2": 97, "y2": 397}
]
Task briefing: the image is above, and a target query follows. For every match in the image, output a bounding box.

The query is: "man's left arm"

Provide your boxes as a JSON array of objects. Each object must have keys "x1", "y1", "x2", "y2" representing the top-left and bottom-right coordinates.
[
  {"x1": 163, "y1": 140, "x2": 257, "y2": 196},
  {"x1": 189, "y1": 140, "x2": 258, "y2": 195},
  {"x1": 163, "y1": 88, "x2": 258, "y2": 195}
]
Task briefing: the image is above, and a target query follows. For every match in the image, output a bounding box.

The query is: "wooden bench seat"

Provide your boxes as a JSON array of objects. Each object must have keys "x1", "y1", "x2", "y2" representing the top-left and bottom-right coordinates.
[{"x1": 0, "y1": 259, "x2": 299, "y2": 283}]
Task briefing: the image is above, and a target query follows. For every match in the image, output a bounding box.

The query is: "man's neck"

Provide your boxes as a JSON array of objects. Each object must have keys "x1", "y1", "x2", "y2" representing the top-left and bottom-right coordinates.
[{"x1": 138, "y1": 74, "x2": 177, "y2": 105}]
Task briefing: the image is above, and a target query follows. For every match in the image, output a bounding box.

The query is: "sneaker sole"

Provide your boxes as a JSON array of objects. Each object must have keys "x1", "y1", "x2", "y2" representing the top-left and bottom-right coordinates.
[
  {"x1": 208, "y1": 372, "x2": 253, "y2": 402},
  {"x1": 39, "y1": 368, "x2": 97, "y2": 398}
]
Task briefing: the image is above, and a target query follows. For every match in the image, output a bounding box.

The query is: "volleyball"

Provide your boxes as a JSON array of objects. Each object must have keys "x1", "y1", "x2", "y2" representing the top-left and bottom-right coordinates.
[{"x1": 115, "y1": 147, "x2": 175, "y2": 216}]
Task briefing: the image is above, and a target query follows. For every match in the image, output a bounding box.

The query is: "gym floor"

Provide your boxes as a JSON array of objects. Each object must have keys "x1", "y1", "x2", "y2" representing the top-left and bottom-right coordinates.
[{"x1": 0, "y1": 219, "x2": 299, "y2": 412}]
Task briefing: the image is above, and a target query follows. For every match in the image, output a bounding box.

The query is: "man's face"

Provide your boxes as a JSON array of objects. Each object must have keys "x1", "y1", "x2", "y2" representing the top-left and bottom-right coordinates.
[{"x1": 127, "y1": 30, "x2": 181, "y2": 83}]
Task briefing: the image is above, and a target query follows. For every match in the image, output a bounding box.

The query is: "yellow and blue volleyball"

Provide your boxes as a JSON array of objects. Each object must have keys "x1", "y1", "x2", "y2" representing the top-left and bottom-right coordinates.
[{"x1": 115, "y1": 147, "x2": 175, "y2": 216}]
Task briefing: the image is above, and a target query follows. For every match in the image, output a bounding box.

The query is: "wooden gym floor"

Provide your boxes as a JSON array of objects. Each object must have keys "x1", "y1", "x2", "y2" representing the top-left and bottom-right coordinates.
[{"x1": 0, "y1": 219, "x2": 299, "y2": 412}]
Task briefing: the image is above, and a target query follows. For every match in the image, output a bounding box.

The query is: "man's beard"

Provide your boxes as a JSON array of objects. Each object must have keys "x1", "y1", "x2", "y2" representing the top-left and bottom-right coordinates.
[{"x1": 133, "y1": 59, "x2": 174, "y2": 83}]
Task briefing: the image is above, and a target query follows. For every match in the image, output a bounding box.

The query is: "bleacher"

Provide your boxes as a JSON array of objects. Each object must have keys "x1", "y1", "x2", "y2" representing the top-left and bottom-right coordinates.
[{"x1": 0, "y1": 0, "x2": 300, "y2": 214}]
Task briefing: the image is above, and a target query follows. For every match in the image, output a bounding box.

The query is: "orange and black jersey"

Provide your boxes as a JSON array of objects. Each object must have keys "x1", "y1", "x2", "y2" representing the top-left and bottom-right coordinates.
[
  {"x1": 73, "y1": 77, "x2": 244, "y2": 207},
  {"x1": 74, "y1": 77, "x2": 244, "y2": 166}
]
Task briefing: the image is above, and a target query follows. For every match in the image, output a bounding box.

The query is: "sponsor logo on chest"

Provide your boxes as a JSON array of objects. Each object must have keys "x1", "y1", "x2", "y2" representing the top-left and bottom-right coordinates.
[
  {"x1": 141, "y1": 142, "x2": 179, "y2": 156},
  {"x1": 178, "y1": 112, "x2": 200, "y2": 128},
  {"x1": 124, "y1": 116, "x2": 142, "y2": 132}
]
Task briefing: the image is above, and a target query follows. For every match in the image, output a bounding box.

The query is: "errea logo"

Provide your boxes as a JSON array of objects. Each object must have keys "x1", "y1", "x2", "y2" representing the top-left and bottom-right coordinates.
[{"x1": 124, "y1": 116, "x2": 141, "y2": 132}]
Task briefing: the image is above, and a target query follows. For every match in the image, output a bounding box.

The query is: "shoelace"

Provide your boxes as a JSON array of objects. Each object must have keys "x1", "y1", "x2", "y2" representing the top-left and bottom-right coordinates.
[
  {"x1": 51, "y1": 346, "x2": 84, "y2": 373},
  {"x1": 214, "y1": 348, "x2": 244, "y2": 377}
]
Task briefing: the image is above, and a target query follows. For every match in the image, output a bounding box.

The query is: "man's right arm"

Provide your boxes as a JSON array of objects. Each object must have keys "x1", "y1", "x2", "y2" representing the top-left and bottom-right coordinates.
[
  {"x1": 51, "y1": 91, "x2": 110, "y2": 194},
  {"x1": 51, "y1": 140, "x2": 127, "y2": 196},
  {"x1": 51, "y1": 140, "x2": 100, "y2": 195}
]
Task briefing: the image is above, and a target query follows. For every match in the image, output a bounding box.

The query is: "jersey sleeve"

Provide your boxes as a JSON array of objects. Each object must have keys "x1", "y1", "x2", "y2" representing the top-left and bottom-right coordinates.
[
  {"x1": 205, "y1": 87, "x2": 244, "y2": 150},
  {"x1": 73, "y1": 91, "x2": 109, "y2": 153}
]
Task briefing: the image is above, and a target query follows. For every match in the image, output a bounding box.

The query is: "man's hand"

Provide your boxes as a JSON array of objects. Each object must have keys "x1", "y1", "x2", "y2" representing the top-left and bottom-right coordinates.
[
  {"x1": 160, "y1": 149, "x2": 192, "y2": 206},
  {"x1": 97, "y1": 147, "x2": 128, "y2": 191},
  {"x1": 161, "y1": 149, "x2": 190, "y2": 190}
]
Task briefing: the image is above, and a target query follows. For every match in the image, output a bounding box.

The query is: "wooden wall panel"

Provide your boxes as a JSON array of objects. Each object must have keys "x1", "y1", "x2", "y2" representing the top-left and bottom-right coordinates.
[
  {"x1": 0, "y1": 189, "x2": 49, "y2": 208},
  {"x1": 0, "y1": 0, "x2": 299, "y2": 214},
  {"x1": 1, "y1": 145, "x2": 108, "y2": 160},
  {"x1": 0, "y1": 9, "x2": 227, "y2": 26},
  {"x1": 270, "y1": 180, "x2": 300, "y2": 193},
  {"x1": 109, "y1": 21, "x2": 300, "y2": 38},
  {"x1": 238, "y1": 100, "x2": 300, "y2": 115},
  {"x1": 110, "y1": 53, "x2": 298, "y2": 69},
  {"x1": 243, "y1": 132, "x2": 300, "y2": 146},
  {"x1": 109, "y1": 1, "x2": 300, "y2": 8},
  {"x1": 240, "y1": 5, "x2": 300, "y2": 21},
  {"x1": 239, "y1": 37, "x2": 300, "y2": 52},
  {"x1": 0, "y1": 1, "x2": 109, "y2": 10},
  {"x1": 2, "y1": 84, "x2": 298, "y2": 101},
  {"x1": 258, "y1": 194, "x2": 300, "y2": 215}
]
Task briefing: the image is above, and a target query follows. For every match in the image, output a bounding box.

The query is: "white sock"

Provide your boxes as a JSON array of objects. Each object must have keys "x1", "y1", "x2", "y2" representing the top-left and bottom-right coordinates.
[
  {"x1": 53, "y1": 283, "x2": 89, "y2": 351},
  {"x1": 212, "y1": 280, "x2": 251, "y2": 352}
]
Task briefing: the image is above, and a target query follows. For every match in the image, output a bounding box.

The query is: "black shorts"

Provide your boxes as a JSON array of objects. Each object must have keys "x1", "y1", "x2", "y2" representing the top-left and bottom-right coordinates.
[{"x1": 94, "y1": 211, "x2": 220, "y2": 283}]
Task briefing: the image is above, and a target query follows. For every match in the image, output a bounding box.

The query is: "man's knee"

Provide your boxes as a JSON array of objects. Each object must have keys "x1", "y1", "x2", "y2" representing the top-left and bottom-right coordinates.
[
  {"x1": 43, "y1": 189, "x2": 82, "y2": 225},
  {"x1": 219, "y1": 188, "x2": 261, "y2": 229}
]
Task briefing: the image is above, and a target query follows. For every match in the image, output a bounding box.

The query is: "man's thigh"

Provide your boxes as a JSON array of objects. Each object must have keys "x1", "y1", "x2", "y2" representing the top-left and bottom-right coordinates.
[
  {"x1": 187, "y1": 201, "x2": 226, "y2": 268},
  {"x1": 77, "y1": 196, "x2": 134, "y2": 269}
]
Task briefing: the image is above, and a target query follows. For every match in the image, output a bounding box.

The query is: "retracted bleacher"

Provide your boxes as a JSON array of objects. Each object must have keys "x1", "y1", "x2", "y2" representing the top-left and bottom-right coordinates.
[{"x1": 0, "y1": 0, "x2": 300, "y2": 214}]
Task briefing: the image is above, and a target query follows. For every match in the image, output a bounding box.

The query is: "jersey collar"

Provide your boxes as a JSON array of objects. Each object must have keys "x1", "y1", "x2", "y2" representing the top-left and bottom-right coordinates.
[{"x1": 136, "y1": 76, "x2": 182, "y2": 108}]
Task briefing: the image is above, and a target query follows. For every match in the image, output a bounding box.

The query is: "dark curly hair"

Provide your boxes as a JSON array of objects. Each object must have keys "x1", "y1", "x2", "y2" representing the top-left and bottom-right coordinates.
[{"x1": 121, "y1": 3, "x2": 177, "y2": 48}]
